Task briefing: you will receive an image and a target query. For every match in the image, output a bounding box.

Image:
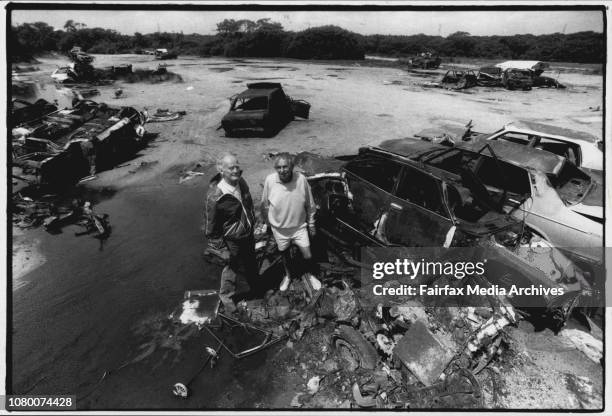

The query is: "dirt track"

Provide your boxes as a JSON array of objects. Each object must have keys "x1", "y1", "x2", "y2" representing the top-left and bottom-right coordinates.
[{"x1": 10, "y1": 54, "x2": 604, "y2": 409}]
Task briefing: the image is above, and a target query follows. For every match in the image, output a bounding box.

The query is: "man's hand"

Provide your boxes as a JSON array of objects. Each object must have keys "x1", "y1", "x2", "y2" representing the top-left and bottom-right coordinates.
[{"x1": 308, "y1": 224, "x2": 317, "y2": 238}]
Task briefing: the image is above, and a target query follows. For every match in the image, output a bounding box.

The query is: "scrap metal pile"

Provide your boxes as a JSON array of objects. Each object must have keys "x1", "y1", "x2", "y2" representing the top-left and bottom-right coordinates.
[
  {"x1": 12, "y1": 99, "x2": 147, "y2": 186},
  {"x1": 427, "y1": 61, "x2": 566, "y2": 91}
]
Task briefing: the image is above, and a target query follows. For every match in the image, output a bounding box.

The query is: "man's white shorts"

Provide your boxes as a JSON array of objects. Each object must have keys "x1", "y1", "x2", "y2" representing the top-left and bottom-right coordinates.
[{"x1": 271, "y1": 224, "x2": 310, "y2": 251}]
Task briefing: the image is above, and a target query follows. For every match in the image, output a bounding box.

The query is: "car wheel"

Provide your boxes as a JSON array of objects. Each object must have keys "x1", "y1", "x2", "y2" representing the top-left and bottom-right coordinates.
[
  {"x1": 331, "y1": 325, "x2": 378, "y2": 371},
  {"x1": 224, "y1": 128, "x2": 234, "y2": 137}
]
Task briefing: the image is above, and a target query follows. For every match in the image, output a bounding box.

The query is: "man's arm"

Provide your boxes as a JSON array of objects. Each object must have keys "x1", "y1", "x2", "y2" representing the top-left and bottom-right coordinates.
[
  {"x1": 204, "y1": 190, "x2": 222, "y2": 245},
  {"x1": 303, "y1": 176, "x2": 317, "y2": 234},
  {"x1": 260, "y1": 176, "x2": 270, "y2": 226}
]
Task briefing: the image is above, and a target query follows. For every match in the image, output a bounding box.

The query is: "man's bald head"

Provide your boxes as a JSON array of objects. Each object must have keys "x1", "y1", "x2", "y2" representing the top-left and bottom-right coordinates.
[{"x1": 217, "y1": 152, "x2": 242, "y2": 185}]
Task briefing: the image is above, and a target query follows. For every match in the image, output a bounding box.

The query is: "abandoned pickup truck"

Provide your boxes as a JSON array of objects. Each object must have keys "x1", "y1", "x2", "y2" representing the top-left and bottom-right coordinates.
[
  {"x1": 221, "y1": 82, "x2": 310, "y2": 137},
  {"x1": 12, "y1": 100, "x2": 147, "y2": 185},
  {"x1": 302, "y1": 143, "x2": 592, "y2": 328}
]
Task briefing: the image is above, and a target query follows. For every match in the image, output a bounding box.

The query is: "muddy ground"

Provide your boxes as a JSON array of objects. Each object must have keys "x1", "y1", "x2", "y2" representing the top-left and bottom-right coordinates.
[{"x1": 9, "y1": 54, "x2": 604, "y2": 409}]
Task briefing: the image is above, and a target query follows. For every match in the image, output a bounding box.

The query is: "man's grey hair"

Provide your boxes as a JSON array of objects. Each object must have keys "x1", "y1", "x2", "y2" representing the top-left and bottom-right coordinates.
[
  {"x1": 217, "y1": 152, "x2": 238, "y2": 170},
  {"x1": 273, "y1": 152, "x2": 294, "y2": 167}
]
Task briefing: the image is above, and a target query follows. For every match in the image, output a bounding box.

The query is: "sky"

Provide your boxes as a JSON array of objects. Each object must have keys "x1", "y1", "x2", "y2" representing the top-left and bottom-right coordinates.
[{"x1": 11, "y1": 9, "x2": 604, "y2": 37}]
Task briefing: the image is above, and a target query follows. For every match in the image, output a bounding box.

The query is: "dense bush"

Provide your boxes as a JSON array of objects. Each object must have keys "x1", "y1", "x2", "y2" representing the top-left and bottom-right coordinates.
[
  {"x1": 285, "y1": 26, "x2": 365, "y2": 59},
  {"x1": 362, "y1": 31, "x2": 604, "y2": 63},
  {"x1": 9, "y1": 19, "x2": 604, "y2": 64}
]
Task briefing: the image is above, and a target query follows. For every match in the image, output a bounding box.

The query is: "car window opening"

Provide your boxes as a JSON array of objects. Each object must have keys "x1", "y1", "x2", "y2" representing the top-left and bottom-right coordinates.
[
  {"x1": 232, "y1": 96, "x2": 268, "y2": 112},
  {"x1": 548, "y1": 161, "x2": 591, "y2": 205}
]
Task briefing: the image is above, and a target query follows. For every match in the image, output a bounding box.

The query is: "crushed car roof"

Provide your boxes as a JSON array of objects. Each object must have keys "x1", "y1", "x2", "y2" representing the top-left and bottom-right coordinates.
[
  {"x1": 376, "y1": 138, "x2": 565, "y2": 176},
  {"x1": 505, "y1": 121, "x2": 601, "y2": 143},
  {"x1": 456, "y1": 140, "x2": 565, "y2": 175}
]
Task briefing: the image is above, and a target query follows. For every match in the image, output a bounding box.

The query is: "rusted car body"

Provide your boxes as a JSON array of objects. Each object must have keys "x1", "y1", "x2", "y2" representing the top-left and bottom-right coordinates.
[
  {"x1": 466, "y1": 122, "x2": 603, "y2": 172},
  {"x1": 10, "y1": 98, "x2": 58, "y2": 128},
  {"x1": 405, "y1": 54, "x2": 442, "y2": 69},
  {"x1": 452, "y1": 141, "x2": 603, "y2": 272},
  {"x1": 502, "y1": 68, "x2": 533, "y2": 90},
  {"x1": 154, "y1": 48, "x2": 178, "y2": 60},
  {"x1": 476, "y1": 66, "x2": 503, "y2": 87},
  {"x1": 439, "y1": 69, "x2": 478, "y2": 90},
  {"x1": 12, "y1": 100, "x2": 147, "y2": 185},
  {"x1": 221, "y1": 82, "x2": 310, "y2": 137},
  {"x1": 303, "y1": 143, "x2": 591, "y2": 327}
]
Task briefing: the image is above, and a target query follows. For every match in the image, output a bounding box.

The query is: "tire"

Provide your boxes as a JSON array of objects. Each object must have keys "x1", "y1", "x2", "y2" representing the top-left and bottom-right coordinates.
[
  {"x1": 331, "y1": 325, "x2": 378, "y2": 371},
  {"x1": 224, "y1": 128, "x2": 234, "y2": 138}
]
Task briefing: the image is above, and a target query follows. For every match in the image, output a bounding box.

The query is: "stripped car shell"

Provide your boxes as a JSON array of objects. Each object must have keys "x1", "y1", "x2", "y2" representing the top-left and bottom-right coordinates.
[
  {"x1": 221, "y1": 82, "x2": 309, "y2": 137},
  {"x1": 12, "y1": 100, "x2": 147, "y2": 185}
]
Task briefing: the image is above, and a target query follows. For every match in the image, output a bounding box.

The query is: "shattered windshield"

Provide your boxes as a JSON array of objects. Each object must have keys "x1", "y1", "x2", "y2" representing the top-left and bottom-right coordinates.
[{"x1": 548, "y1": 160, "x2": 592, "y2": 206}]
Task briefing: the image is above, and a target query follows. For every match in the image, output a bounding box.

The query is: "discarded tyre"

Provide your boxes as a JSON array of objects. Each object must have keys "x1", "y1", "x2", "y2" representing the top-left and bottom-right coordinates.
[{"x1": 331, "y1": 325, "x2": 378, "y2": 371}]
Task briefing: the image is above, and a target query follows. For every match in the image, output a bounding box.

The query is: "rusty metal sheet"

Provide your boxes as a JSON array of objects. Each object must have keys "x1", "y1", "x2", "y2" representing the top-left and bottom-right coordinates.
[{"x1": 393, "y1": 320, "x2": 455, "y2": 386}]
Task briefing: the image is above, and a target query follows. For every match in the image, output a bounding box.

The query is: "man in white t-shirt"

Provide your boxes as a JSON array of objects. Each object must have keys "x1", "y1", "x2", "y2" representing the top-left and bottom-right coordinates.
[{"x1": 261, "y1": 153, "x2": 320, "y2": 291}]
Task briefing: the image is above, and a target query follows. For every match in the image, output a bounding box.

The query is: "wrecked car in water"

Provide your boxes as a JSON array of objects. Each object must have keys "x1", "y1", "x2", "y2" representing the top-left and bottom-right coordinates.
[
  {"x1": 301, "y1": 143, "x2": 592, "y2": 327},
  {"x1": 12, "y1": 100, "x2": 147, "y2": 185},
  {"x1": 221, "y1": 82, "x2": 310, "y2": 137}
]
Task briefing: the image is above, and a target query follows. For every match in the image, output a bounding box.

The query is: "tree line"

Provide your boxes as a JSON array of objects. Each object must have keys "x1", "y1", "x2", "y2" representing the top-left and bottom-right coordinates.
[{"x1": 10, "y1": 19, "x2": 603, "y2": 63}]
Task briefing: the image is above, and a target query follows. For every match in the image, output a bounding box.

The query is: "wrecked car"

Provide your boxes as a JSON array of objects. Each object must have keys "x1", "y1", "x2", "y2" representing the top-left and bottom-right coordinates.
[
  {"x1": 404, "y1": 53, "x2": 442, "y2": 69},
  {"x1": 439, "y1": 69, "x2": 477, "y2": 90},
  {"x1": 501, "y1": 68, "x2": 533, "y2": 90},
  {"x1": 417, "y1": 121, "x2": 603, "y2": 172},
  {"x1": 450, "y1": 140, "x2": 603, "y2": 273},
  {"x1": 221, "y1": 82, "x2": 310, "y2": 137},
  {"x1": 10, "y1": 98, "x2": 58, "y2": 128},
  {"x1": 476, "y1": 66, "x2": 503, "y2": 87},
  {"x1": 383, "y1": 138, "x2": 602, "y2": 279},
  {"x1": 12, "y1": 100, "x2": 147, "y2": 185},
  {"x1": 302, "y1": 143, "x2": 591, "y2": 328},
  {"x1": 466, "y1": 122, "x2": 603, "y2": 172},
  {"x1": 154, "y1": 48, "x2": 178, "y2": 59}
]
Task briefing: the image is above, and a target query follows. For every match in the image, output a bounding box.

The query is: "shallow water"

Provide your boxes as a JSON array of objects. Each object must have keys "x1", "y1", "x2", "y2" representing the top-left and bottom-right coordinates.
[{"x1": 9, "y1": 172, "x2": 271, "y2": 408}]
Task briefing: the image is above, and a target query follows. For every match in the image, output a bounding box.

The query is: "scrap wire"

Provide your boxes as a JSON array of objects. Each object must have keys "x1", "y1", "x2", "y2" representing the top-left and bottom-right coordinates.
[{"x1": 202, "y1": 315, "x2": 285, "y2": 359}]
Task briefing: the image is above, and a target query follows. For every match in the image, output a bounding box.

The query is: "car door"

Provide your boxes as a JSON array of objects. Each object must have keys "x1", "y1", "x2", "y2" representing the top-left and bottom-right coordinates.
[
  {"x1": 383, "y1": 165, "x2": 456, "y2": 247},
  {"x1": 342, "y1": 155, "x2": 402, "y2": 243}
]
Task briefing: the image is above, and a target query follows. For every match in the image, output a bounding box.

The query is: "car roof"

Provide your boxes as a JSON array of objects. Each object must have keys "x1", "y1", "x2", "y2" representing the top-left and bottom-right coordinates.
[
  {"x1": 502, "y1": 121, "x2": 600, "y2": 144},
  {"x1": 375, "y1": 138, "x2": 565, "y2": 176},
  {"x1": 495, "y1": 61, "x2": 549, "y2": 71},
  {"x1": 456, "y1": 140, "x2": 565, "y2": 175},
  {"x1": 376, "y1": 138, "x2": 447, "y2": 159},
  {"x1": 237, "y1": 88, "x2": 278, "y2": 99}
]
